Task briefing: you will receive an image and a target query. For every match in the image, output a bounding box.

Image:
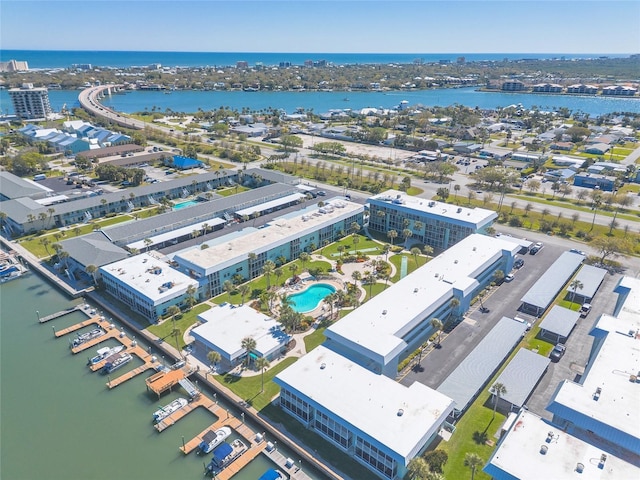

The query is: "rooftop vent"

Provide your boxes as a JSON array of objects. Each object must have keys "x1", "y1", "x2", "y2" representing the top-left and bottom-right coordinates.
[
  {"x1": 457, "y1": 207, "x2": 462, "y2": 213},
  {"x1": 382, "y1": 310, "x2": 387, "y2": 315},
  {"x1": 414, "y1": 288, "x2": 419, "y2": 293},
  {"x1": 320, "y1": 363, "x2": 326, "y2": 370},
  {"x1": 397, "y1": 408, "x2": 404, "y2": 417},
  {"x1": 593, "y1": 387, "x2": 602, "y2": 400},
  {"x1": 576, "y1": 463, "x2": 584, "y2": 473},
  {"x1": 599, "y1": 454, "x2": 607, "y2": 469},
  {"x1": 472, "y1": 247, "x2": 477, "y2": 251},
  {"x1": 454, "y1": 260, "x2": 458, "y2": 264},
  {"x1": 546, "y1": 431, "x2": 554, "y2": 443},
  {"x1": 540, "y1": 445, "x2": 548, "y2": 455}
]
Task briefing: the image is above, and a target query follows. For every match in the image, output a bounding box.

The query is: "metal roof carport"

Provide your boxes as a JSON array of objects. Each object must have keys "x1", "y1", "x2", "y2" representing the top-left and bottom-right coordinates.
[
  {"x1": 538, "y1": 305, "x2": 581, "y2": 344},
  {"x1": 126, "y1": 217, "x2": 225, "y2": 251},
  {"x1": 235, "y1": 192, "x2": 306, "y2": 217},
  {"x1": 520, "y1": 252, "x2": 584, "y2": 316},
  {"x1": 572, "y1": 264, "x2": 607, "y2": 303},
  {"x1": 489, "y1": 348, "x2": 550, "y2": 411},
  {"x1": 436, "y1": 317, "x2": 528, "y2": 417}
]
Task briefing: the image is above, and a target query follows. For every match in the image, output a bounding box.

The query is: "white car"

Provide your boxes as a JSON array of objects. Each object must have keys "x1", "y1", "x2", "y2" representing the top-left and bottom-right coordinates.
[
  {"x1": 505, "y1": 273, "x2": 515, "y2": 282},
  {"x1": 580, "y1": 303, "x2": 592, "y2": 317}
]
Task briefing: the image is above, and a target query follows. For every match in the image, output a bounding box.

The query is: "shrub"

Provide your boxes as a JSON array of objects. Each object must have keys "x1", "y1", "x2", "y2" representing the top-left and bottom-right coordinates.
[{"x1": 508, "y1": 216, "x2": 523, "y2": 227}]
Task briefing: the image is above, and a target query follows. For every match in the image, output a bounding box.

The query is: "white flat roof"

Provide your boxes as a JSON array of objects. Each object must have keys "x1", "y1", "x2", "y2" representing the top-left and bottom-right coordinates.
[
  {"x1": 485, "y1": 409, "x2": 639, "y2": 480},
  {"x1": 326, "y1": 234, "x2": 520, "y2": 364},
  {"x1": 547, "y1": 312, "x2": 640, "y2": 448},
  {"x1": 34, "y1": 194, "x2": 69, "y2": 205},
  {"x1": 192, "y1": 304, "x2": 289, "y2": 360},
  {"x1": 275, "y1": 346, "x2": 454, "y2": 459},
  {"x1": 614, "y1": 276, "x2": 640, "y2": 323},
  {"x1": 369, "y1": 189, "x2": 497, "y2": 227},
  {"x1": 99, "y1": 253, "x2": 197, "y2": 305},
  {"x1": 235, "y1": 192, "x2": 306, "y2": 217},
  {"x1": 175, "y1": 199, "x2": 363, "y2": 275},
  {"x1": 126, "y1": 217, "x2": 225, "y2": 250}
]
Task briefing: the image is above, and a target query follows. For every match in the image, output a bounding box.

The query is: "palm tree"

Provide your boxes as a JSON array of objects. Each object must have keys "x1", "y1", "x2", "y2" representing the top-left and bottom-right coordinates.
[
  {"x1": 262, "y1": 260, "x2": 275, "y2": 288},
  {"x1": 85, "y1": 264, "x2": 98, "y2": 285},
  {"x1": 273, "y1": 267, "x2": 283, "y2": 287},
  {"x1": 410, "y1": 247, "x2": 422, "y2": 267},
  {"x1": 40, "y1": 237, "x2": 51, "y2": 256},
  {"x1": 382, "y1": 243, "x2": 391, "y2": 262},
  {"x1": 491, "y1": 382, "x2": 507, "y2": 419},
  {"x1": 407, "y1": 457, "x2": 430, "y2": 480},
  {"x1": 352, "y1": 234, "x2": 360, "y2": 255},
  {"x1": 337, "y1": 245, "x2": 345, "y2": 259},
  {"x1": 299, "y1": 252, "x2": 311, "y2": 271},
  {"x1": 223, "y1": 280, "x2": 234, "y2": 301},
  {"x1": 207, "y1": 350, "x2": 221, "y2": 372},
  {"x1": 449, "y1": 298, "x2": 460, "y2": 321},
  {"x1": 423, "y1": 244, "x2": 434, "y2": 257},
  {"x1": 323, "y1": 292, "x2": 336, "y2": 319},
  {"x1": 430, "y1": 318, "x2": 443, "y2": 346},
  {"x1": 241, "y1": 336, "x2": 257, "y2": 367},
  {"x1": 170, "y1": 327, "x2": 182, "y2": 356},
  {"x1": 364, "y1": 271, "x2": 376, "y2": 299},
  {"x1": 402, "y1": 228, "x2": 413, "y2": 248},
  {"x1": 255, "y1": 356, "x2": 270, "y2": 393},
  {"x1": 569, "y1": 279, "x2": 584, "y2": 307},
  {"x1": 351, "y1": 270, "x2": 362, "y2": 288},
  {"x1": 185, "y1": 284, "x2": 197, "y2": 310},
  {"x1": 58, "y1": 250, "x2": 70, "y2": 268},
  {"x1": 493, "y1": 269, "x2": 505, "y2": 284},
  {"x1": 238, "y1": 284, "x2": 250, "y2": 305},
  {"x1": 387, "y1": 229, "x2": 398, "y2": 246},
  {"x1": 464, "y1": 453, "x2": 483, "y2": 480},
  {"x1": 288, "y1": 263, "x2": 299, "y2": 281}
]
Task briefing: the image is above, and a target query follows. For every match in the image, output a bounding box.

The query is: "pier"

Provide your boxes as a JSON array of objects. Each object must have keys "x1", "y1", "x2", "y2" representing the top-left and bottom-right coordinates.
[
  {"x1": 265, "y1": 448, "x2": 314, "y2": 480},
  {"x1": 54, "y1": 316, "x2": 102, "y2": 337},
  {"x1": 155, "y1": 394, "x2": 214, "y2": 432},
  {"x1": 107, "y1": 363, "x2": 157, "y2": 389},
  {"x1": 145, "y1": 364, "x2": 196, "y2": 398},
  {"x1": 39, "y1": 305, "x2": 82, "y2": 323}
]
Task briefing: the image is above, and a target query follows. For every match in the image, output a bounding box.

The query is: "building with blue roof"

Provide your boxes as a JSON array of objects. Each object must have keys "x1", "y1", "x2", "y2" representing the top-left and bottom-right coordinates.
[{"x1": 165, "y1": 155, "x2": 204, "y2": 170}]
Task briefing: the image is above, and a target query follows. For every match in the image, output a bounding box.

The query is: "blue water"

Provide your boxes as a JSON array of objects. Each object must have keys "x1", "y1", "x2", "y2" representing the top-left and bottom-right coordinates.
[
  {"x1": 174, "y1": 200, "x2": 201, "y2": 210},
  {"x1": 0, "y1": 50, "x2": 629, "y2": 69},
  {"x1": 289, "y1": 284, "x2": 336, "y2": 313},
  {"x1": 2, "y1": 87, "x2": 637, "y2": 118}
]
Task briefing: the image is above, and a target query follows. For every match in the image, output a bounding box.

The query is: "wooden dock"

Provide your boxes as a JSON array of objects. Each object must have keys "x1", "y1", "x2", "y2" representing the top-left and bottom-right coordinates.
[
  {"x1": 155, "y1": 395, "x2": 214, "y2": 432},
  {"x1": 106, "y1": 363, "x2": 157, "y2": 389},
  {"x1": 70, "y1": 327, "x2": 123, "y2": 354},
  {"x1": 54, "y1": 316, "x2": 101, "y2": 337},
  {"x1": 216, "y1": 441, "x2": 267, "y2": 480},
  {"x1": 89, "y1": 343, "x2": 152, "y2": 372},
  {"x1": 39, "y1": 306, "x2": 82, "y2": 323},
  {"x1": 179, "y1": 405, "x2": 238, "y2": 454},
  {"x1": 265, "y1": 449, "x2": 314, "y2": 480},
  {"x1": 145, "y1": 365, "x2": 194, "y2": 397}
]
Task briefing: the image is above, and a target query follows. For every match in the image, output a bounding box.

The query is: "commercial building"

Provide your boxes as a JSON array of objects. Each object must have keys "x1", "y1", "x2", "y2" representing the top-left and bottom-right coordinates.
[
  {"x1": 367, "y1": 190, "x2": 497, "y2": 251},
  {"x1": 573, "y1": 173, "x2": 616, "y2": 192},
  {"x1": 8, "y1": 83, "x2": 52, "y2": 119},
  {"x1": 190, "y1": 304, "x2": 290, "y2": 370},
  {"x1": 100, "y1": 253, "x2": 199, "y2": 323},
  {"x1": 274, "y1": 346, "x2": 455, "y2": 480},
  {"x1": 172, "y1": 198, "x2": 364, "y2": 297}
]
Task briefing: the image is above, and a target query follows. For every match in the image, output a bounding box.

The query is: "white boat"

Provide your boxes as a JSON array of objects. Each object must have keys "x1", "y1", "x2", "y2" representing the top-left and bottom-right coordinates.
[
  {"x1": 197, "y1": 426, "x2": 231, "y2": 454},
  {"x1": 71, "y1": 328, "x2": 105, "y2": 348},
  {"x1": 87, "y1": 345, "x2": 125, "y2": 365},
  {"x1": 152, "y1": 397, "x2": 189, "y2": 423},
  {"x1": 101, "y1": 352, "x2": 133, "y2": 373}
]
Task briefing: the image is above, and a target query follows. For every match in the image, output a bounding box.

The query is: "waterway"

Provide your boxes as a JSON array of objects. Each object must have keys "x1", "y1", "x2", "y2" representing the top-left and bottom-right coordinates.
[
  {"x1": 1, "y1": 87, "x2": 638, "y2": 118},
  {"x1": 0, "y1": 272, "x2": 325, "y2": 480}
]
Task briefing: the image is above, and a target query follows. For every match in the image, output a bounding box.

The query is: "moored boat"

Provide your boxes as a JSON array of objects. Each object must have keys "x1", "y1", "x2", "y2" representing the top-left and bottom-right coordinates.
[
  {"x1": 206, "y1": 439, "x2": 248, "y2": 473},
  {"x1": 258, "y1": 469, "x2": 285, "y2": 480},
  {"x1": 152, "y1": 397, "x2": 189, "y2": 423},
  {"x1": 71, "y1": 328, "x2": 105, "y2": 348},
  {"x1": 101, "y1": 352, "x2": 133, "y2": 373},
  {"x1": 197, "y1": 426, "x2": 231, "y2": 454},
  {"x1": 87, "y1": 345, "x2": 125, "y2": 365}
]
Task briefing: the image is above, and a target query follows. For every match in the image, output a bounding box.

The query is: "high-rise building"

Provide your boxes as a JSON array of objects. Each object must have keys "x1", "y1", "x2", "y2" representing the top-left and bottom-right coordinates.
[{"x1": 8, "y1": 83, "x2": 52, "y2": 119}]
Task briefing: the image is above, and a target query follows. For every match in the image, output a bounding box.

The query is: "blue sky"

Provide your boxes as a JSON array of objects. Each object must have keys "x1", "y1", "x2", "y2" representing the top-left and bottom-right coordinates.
[{"x1": 1, "y1": 0, "x2": 639, "y2": 53}]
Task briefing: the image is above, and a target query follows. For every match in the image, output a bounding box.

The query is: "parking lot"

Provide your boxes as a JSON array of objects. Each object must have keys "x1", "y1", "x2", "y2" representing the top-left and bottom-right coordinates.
[{"x1": 400, "y1": 231, "x2": 623, "y2": 421}]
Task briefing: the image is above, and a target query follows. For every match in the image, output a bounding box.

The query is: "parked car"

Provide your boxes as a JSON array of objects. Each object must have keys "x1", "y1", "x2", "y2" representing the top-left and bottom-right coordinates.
[
  {"x1": 580, "y1": 303, "x2": 592, "y2": 317},
  {"x1": 316, "y1": 190, "x2": 326, "y2": 196},
  {"x1": 529, "y1": 246, "x2": 540, "y2": 255},
  {"x1": 505, "y1": 273, "x2": 515, "y2": 282},
  {"x1": 570, "y1": 248, "x2": 587, "y2": 256},
  {"x1": 514, "y1": 258, "x2": 525, "y2": 269},
  {"x1": 550, "y1": 344, "x2": 566, "y2": 362}
]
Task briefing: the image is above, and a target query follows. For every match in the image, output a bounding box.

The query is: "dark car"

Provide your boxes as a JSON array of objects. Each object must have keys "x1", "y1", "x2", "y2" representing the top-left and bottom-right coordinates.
[
  {"x1": 316, "y1": 190, "x2": 326, "y2": 196},
  {"x1": 529, "y1": 246, "x2": 540, "y2": 255},
  {"x1": 514, "y1": 258, "x2": 525, "y2": 269},
  {"x1": 550, "y1": 344, "x2": 566, "y2": 362}
]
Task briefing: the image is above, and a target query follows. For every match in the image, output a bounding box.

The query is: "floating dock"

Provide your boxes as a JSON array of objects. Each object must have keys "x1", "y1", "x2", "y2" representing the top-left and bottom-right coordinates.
[{"x1": 39, "y1": 305, "x2": 82, "y2": 323}]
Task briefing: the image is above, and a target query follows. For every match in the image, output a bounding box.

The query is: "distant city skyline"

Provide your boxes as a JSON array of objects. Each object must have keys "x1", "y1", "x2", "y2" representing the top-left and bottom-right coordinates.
[{"x1": 1, "y1": 1, "x2": 639, "y2": 54}]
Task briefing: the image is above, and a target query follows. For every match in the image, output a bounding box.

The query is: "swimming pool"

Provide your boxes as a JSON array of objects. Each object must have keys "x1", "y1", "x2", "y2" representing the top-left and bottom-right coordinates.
[
  {"x1": 289, "y1": 284, "x2": 336, "y2": 313},
  {"x1": 173, "y1": 200, "x2": 201, "y2": 210}
]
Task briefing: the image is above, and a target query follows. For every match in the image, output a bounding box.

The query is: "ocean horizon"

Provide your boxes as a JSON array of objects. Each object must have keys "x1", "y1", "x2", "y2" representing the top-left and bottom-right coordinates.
[{"x1": 0, "y1": 49, "x2": 633, "y2": 69}]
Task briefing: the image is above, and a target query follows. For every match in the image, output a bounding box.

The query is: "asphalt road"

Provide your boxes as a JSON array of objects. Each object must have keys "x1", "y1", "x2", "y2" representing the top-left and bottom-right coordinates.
[{"x1": 399, "y1": 228, "x2": 628, "y2": 421}]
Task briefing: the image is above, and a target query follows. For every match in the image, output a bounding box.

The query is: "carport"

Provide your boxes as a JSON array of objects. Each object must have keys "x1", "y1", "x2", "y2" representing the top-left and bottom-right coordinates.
[
  {"x1": 538, "y1": 305, "x2": 581, "y2": 344},
  {"x1": 489, "y1": 348, "x2": 550, "y2": 411},
  {"x1": 520, "y1": 252, "x2": 584, "y2": 316},
  {"x1": 571, "y1": 264, "x2": 607, "y2": 304},
  {"x1": 436, "y1": 317, "x2": 528, "y2": 418},
  {"x1": 235, "y1": 192, "x2": 306, "y2": 218}
]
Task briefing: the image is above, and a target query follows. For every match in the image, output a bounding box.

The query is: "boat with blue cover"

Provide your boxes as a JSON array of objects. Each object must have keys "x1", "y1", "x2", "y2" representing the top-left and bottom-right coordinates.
[
  {"x1": 206, "y1": 439, "x2": 247, "y2": 473},
  {"x1": 258, "y1": 469, "x2": 285, "y2": 480}
]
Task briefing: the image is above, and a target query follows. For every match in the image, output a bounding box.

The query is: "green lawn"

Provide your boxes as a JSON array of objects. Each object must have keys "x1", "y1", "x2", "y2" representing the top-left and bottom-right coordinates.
[
  {"x1": 321, "y1": 234, "x2": 383, "y2": 258},
  {"x1": 213, "y1": 357, "x2": 298, "y2": 411},
  {"x1": 361, "y1": 281, "x2": 390, "y2": 302},
  {"x1": 389, "y1": 253, "x2": 428, "y2": 282},
  {"x1": 406, "y1": 186, "x2": 424, "y2": 196},
  {"x1": 303, "y1": 327, "x2": 326, "y2": 352},
  {"x1": 146, "y1": 303, "x2": 211, "y2": 350},
  {"x1": 216, "y1": 185, "x2": 250, "y2": 197}
]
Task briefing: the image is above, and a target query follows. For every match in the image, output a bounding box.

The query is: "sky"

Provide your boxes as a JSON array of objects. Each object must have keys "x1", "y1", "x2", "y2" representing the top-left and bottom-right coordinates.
[{"x1": 1, "y1": 0, "x2": 639, "y2": 54}]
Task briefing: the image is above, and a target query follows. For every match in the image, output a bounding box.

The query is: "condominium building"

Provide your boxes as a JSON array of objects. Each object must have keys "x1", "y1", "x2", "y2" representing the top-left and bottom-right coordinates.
[
  {"x1": 172, "y1": 198, "x2": 364, "y2": 297},
  {"x1": 8, "y1": 83, "x2": 52, "y2": 119},
  {"x1": 367, "y1": 190, "x2": 497, "y2": 251}
]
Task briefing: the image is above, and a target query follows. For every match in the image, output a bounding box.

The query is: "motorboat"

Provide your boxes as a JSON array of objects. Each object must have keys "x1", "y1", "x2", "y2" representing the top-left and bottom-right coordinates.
[
  {"x1": 101, "y1": 352, "x2": 133, "y2": 373},
  {"x1": 87, "y1": 345, "x2": 124, "y2": 365},
  {"x1": 71, "y1": 328, "x2": 105, "y2": 348},
  {"x1": 258, "y1": 469, "x2": 285, "y2": 480},
  {"x1": 152, "y1": 397, "x2": 189, "y2": 423},
  {"x1": 206, "y1": 439, "x2": 248, "y2": 472},
  {"x1": 197, "y1": 426, "x2": 231, "y2": 454}
]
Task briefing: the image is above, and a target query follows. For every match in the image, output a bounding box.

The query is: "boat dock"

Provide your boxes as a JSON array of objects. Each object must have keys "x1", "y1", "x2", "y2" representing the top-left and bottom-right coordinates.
[
  {"x1": 155, "y1": 394, "x2": 213, "y2": 432},
  {"x1": 145, "y1": 364, "x2": 196, "y2": 398},
  {"x1": 70, "y1": 327, "x2": 122, "y2": 354},
  {"x1": 265, "y1": 448, "x2": 314, "y2": 480},
  {"x1": 216, "y1": 441, "x2": 268, "y2": 480},
  {"x1": 107, "y1": 362, "x2": 157, "y2": 389},
  {"x1": 39, "y1": 305, "x2": 82, "y2": 324},
  {"x1": 179, "y1": 403, "x2": 245, "y2": 453},
  {"x1": 90, "y1": 344, "x2": 151, "y2": 372},
  {"x1": 54, "y1": 316, "x2": 102, "y2": 337}
]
